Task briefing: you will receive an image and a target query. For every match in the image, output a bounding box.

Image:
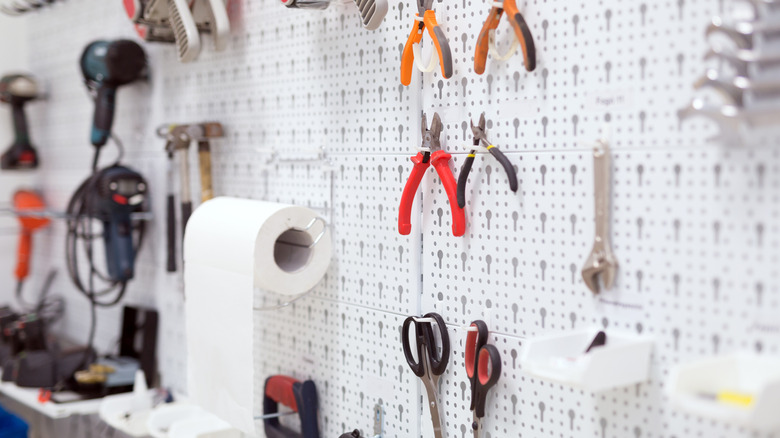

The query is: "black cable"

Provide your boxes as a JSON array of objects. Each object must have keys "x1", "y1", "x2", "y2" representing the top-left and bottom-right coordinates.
[
  {"x1": 63, "y1": 147, "x2": 147, "y2": 386},
  {"x1": 91, "y1": 147, "x2": 101, "y2": 173},
  {"x1": 15, "y1": 270, "x2": 65, "y2": 325},
  {"x1": 110, "y1": 134, "x2": 125, "y2": 166}
]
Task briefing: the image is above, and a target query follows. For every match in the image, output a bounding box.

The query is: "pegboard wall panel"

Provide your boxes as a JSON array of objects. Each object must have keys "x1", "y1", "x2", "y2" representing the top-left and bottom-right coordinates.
[{"x1": 4, "y1": 0, "x2": 779, "y2": 436}]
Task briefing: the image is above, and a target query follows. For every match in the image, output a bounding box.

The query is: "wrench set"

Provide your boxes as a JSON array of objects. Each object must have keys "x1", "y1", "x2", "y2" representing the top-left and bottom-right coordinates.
[{"x1": 679, "y1": 0, "x2": 780, "y2": 143}]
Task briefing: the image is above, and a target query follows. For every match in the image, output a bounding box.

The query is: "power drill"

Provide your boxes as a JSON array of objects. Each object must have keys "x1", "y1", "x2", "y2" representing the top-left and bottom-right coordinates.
[
  {"x1": 89, "y1": 166, "x2": 148, "y2": 282},
  {"x1": 0, "y1": 74, "x2": 40, "y2": 169}
]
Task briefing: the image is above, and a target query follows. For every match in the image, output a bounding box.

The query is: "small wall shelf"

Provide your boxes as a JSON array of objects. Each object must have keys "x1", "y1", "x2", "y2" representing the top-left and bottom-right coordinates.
[
  {"x1": 667, "y1": 354, "x2": 780, "y2": 432},
  {"x1": 520, "y1": 328, "x2": 654, "y2": 392}
]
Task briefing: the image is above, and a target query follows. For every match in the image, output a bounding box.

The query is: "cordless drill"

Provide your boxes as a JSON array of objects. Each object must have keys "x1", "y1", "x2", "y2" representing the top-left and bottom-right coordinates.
[{"x1": 0, "y1": 74, "x2": 40, "y2": 170}]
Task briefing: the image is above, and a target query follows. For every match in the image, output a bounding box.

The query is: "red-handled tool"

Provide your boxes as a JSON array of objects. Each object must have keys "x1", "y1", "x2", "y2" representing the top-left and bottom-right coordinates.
[
  {"x1": 13, "y1": 191, "x2": 50, "y2": 291},
  {"x1": 465, "y1": 320, "x2": 501, "y2": 438},
  {"x1": 398, "y1": 112, "x2": 465, "y2": 236},
  {"x1": 263, "y1": 375, "x2": 320, "y2": 438}
]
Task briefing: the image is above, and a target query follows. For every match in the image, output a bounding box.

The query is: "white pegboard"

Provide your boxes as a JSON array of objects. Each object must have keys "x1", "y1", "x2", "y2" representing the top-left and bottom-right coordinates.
[{"x1": 3, "y1": 0, "x2": 779, "y2": 437}]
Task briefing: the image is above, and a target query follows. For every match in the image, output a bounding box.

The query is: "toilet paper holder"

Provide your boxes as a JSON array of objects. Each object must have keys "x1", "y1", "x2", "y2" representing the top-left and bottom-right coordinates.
[
  {"x1": 277, "y1": 217, "x2": 327, "y2": 249},
  {"x1": 255, "y1": 215, "x2": 330, "y2": 311}
]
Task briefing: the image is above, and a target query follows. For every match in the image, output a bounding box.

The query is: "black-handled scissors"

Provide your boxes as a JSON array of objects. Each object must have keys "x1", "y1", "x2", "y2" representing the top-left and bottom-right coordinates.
[
  {"x1": 465, "y1": 320, "x2": 501, "y2": 438},
  {"x1": 402, "y1": 312, "x2": 450, "y2": 438}
]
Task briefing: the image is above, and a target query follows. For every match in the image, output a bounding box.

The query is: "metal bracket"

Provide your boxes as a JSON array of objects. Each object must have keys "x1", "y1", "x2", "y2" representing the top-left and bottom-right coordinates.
[
  {"x1": 277, "y1": 217, "x2": 328, "y2": 249},
  {"x1": 373, "y1": 403, "x2": 384, "y2": 437}
]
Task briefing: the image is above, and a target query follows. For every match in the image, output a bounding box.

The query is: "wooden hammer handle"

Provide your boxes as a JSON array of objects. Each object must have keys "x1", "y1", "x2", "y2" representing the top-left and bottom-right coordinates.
[{"x1": 198, "y1": 140, "x2": 213, "y2": 202}]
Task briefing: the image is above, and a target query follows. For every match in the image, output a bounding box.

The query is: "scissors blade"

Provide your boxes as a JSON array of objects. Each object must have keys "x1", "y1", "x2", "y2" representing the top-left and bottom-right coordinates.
[
  {"x1": 422, "y1": 376, "x2": 444, "y2": 438},
  {"x1": 473, "y1": 414, "x2": 481, "y2": 438},
  {"x1": 419, "y1": 348, "x2": 445, "y2": 438}
]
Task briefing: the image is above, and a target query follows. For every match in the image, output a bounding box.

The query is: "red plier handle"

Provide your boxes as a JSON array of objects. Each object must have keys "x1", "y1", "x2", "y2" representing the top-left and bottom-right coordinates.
[
  {"x1": 398, "y1": 151, "x2": 466, "y2": 236},
  {"x1": 398, "y1": 153, "x2": 431, "y2": 235}
]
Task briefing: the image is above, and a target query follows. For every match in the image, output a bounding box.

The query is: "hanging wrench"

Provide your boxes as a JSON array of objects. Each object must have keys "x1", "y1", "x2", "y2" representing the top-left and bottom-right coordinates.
[{"x1": 581, "y1": 138, "x2": 618, "y2": 294}]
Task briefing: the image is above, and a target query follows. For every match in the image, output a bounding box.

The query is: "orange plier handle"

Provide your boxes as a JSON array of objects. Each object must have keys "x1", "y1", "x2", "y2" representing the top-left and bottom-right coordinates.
[
  {"x1": 400, "y1": 10, "x2": 454, "y2": 86},
  {"x1": 474, "y1": 0, "x2": 536, "y2": 74}
]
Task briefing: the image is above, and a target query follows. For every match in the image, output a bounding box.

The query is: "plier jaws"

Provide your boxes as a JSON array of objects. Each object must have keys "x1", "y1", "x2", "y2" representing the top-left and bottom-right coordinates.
[
  {"x1": 581, "y1": 246, "x2": 618, "y2": 294},
  {"x1": 456, "y1": 113, "x2": 518, "y2": 208}
]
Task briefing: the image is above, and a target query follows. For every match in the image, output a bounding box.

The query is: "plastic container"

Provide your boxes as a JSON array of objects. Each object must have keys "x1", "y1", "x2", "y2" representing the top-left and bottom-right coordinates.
[
  {"x1": 147, "y1": 404, "x2": 206, "y2": 438},
  {"x1": 168, "y1": 415, "x2": 242, "y2": 438},
  {"x1": 667, "y1": 354, "x2": 780, "y2": 431},
  {"x1": 520, "y1": 328, "x2": 654, "y2": 391}
]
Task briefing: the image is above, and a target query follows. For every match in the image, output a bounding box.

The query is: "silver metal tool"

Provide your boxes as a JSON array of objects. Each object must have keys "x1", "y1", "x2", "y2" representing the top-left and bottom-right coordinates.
[
  {"x1": 706, "y1": 16, "x2": 780, "y2": 49},
  {"x1": 167, "y1": 0, "x2": 202, "y2": 62},
  {"x1": 677, "y1": 99, "x2": 744, "y2": 144},
  {"x1": 705, "y1": 46, "x2": 780, "y2": 77},
  {"x1": 736, "y1": 0, "x2": 780, "y2": 17},
  {"x1": 694, "y1": 68, "x2": 780, "y2": 106},
  {"x1": 354, "y1": 0, "x2": 388, "y2": 30},
  {"x1": 677, "y1": 98, "x2": 780, "y2": 144},
  {"x1": 581, "y1": 137, "x2": 618, "y2": 295}
]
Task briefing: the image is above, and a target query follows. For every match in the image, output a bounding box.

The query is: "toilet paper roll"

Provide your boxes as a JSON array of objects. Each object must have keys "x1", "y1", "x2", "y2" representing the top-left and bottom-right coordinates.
[
  {"x1": 183, "y1": 197, "x2": 332, "y2": 435},
  {"x1": 185, "y1": 197, "x2": 332, "y2": 296}
]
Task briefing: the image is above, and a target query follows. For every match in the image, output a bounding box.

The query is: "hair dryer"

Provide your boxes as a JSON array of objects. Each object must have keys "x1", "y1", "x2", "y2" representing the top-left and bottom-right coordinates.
[
  {"x1": 13, "y1": 190, "x2": 50, "y2": 289},
  {"x1": 79, "y1": 40, "x2": 147, "y2": 148},
  {"x1": 0, "y1": 74, "x2": 40, "y2": 170}
]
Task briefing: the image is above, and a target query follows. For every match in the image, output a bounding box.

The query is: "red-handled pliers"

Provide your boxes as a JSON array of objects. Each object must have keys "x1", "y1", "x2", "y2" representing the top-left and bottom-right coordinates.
[{"x1": 399, "y1": 113, "x2": 466, "y2": 237}]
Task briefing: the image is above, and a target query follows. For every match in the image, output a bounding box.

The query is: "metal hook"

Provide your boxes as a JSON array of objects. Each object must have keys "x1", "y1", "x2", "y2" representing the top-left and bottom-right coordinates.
[{"x1": 276, "y1": 217, "x2": 327, "y2": 249}]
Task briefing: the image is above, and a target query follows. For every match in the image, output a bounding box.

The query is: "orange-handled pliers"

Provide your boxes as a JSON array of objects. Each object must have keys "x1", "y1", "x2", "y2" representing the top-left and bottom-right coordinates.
[
  {"x1": 474, "y1": 0, "x2": 536, "y2": 74},
  {"x1": 400, "y1": 0, "x2": 453, "y2": 86}
]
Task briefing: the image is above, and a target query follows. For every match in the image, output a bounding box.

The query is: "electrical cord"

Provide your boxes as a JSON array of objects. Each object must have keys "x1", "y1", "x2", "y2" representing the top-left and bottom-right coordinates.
[
  {"x1": 14, "y1": 270, "x2": 65, "y2": 325},
  {"x1": 63, "y1": 147, "x2": 147, "y2": 388}
]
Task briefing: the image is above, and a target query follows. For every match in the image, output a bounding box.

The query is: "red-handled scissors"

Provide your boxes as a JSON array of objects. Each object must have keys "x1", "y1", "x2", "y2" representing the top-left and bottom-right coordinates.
[{"x1": 465, "y1": 320, "x2": 501, "y2": 438}]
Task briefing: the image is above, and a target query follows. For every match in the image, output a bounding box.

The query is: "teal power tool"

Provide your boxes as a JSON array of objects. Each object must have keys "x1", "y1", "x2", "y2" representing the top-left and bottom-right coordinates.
[
  {"x1": 91, "y1": 166, "x2": 147, "y2": 282},
  {"x1": 66, "y1": 165, "x2": 148, "y2": 287},
  {"x1": 79, "y1": 40, "x2": 147, "y2": 148},
  {"x1": 0, "y1": 74, "x2": 40, "y2": 170}
]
